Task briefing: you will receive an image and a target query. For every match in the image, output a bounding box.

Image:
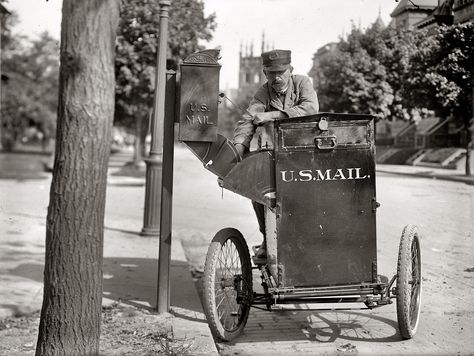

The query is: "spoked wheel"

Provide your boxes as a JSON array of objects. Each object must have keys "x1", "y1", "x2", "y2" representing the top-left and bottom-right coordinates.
[
  {"x1": 202, "y1": 228, "x2": 253, "y2": 341},
  {"x1": 396, "y1": 224, "x2": 422, "y2": 339}
]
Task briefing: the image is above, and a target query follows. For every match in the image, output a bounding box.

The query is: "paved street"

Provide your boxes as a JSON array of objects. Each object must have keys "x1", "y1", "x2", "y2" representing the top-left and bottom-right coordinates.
[{"x1": 1, "y1": 146, "x2": 473, "y2": 355}]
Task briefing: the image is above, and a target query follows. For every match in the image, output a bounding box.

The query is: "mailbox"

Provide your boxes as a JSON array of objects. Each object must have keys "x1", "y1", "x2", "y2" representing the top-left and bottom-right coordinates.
[{"x1": 178, "y1": 50, "x2": 221, "y2": 142}]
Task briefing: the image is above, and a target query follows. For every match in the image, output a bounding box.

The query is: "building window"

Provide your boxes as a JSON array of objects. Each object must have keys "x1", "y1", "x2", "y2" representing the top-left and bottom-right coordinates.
[{"x1": 245, "y1": 72, "x2": 251, "y2": 84}]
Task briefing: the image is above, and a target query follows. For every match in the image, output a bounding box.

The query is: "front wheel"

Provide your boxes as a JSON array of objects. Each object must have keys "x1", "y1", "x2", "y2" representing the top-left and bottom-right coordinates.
[
  {"x1": 202, "y1": 228, "x2": 253, "y2": 341},
  {"x1": 396, "y1": 224, "x2": 422, "y2": 339}
]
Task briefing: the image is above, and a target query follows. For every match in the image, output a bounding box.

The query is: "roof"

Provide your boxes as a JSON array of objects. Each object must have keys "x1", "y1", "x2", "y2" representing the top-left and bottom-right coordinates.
[
  {"x1": 0, "y1": 3, "x2": 10, "y2": 15},
  {"x1": 392, "y1": 120, "x2": 412, "y2": 136},
  {"x1": 416, "y1": 0, "x2": 455, "y2": 27},
  {"x1": 415, "y1": 117, "x2": 442, "y2": 134},
  {"x1": 391, "y1": 0, "x2": 438, "y2": 17},
  {"x1": 314, "y1": 42, "x2": 338, "y2": 57}
]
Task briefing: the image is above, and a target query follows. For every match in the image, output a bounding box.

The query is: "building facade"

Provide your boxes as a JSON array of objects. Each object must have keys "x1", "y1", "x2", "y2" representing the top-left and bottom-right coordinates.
[
  {"x1": 390, "y1": 0, "x2": 438, "y2": 30},
  {"x1": 236, "y1": 34, "x2": 273, "y2": 103}
]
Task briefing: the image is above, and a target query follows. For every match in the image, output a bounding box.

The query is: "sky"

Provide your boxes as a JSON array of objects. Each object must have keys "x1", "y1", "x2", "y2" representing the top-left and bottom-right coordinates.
[{"x1": 5, "y1": 0, "x2": 395, "y2": 89}]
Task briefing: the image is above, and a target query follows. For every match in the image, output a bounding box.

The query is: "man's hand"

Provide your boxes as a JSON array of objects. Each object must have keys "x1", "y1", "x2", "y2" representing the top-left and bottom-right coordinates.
[
  {"x1": 252, "y1": 112, "x2": 275, "y2": 126},
  {"x1": 252, "y1": 111, "x2": 287, "y2": 125}
]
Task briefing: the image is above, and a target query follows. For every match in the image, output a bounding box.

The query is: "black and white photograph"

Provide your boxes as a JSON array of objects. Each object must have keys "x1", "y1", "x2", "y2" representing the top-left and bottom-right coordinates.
[{"x1": 0, "y1": 0, "x2": 473, "y2": 355}]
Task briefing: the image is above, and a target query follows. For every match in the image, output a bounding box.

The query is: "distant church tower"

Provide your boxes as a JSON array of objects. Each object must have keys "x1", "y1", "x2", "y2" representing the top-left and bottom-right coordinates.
[{"x1": 237, "y1": 32, "x2": 273, "y2": 101}]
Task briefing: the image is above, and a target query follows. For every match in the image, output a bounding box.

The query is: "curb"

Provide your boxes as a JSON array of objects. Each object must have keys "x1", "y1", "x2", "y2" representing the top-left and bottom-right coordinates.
[
  {"x1": 377, "y1": 169, "x2": 474, "y2": 186},
  {"x1": 171, "y1": 241, "x2": 220, "y2": 356}
]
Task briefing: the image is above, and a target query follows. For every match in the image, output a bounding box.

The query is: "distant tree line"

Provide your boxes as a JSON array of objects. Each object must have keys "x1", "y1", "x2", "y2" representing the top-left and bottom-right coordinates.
[
  {"x1": 310, "y1": 21, "x2": 473, "y2": 174},
  {"x1": 115, "y1": 0, "x2": 216, "y2": 165},
  {"x1": 1, "y1": 18, "x2": 59, "y2": 151},
  {"x1": 0, "y1": 0, "x2": 216, "y2": 158}
]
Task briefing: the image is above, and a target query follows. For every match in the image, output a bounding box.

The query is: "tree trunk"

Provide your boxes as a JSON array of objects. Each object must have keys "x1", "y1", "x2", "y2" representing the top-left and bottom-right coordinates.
[
  {"x1": 468, "y1": 86, "x2": 474, "y2": 176},
  {"x1": 140, "y1": 109, "x2": 151, "y2": 158},
  {"x1": 466, "y1": 127, "x2": 473, "y2": 176},
  {"x1": 131, "y1": 110, "x2": 149, "y2": 168},
  {"x1": 133, "y1": 114, "x2": 143, "y2": 166},
  {"x1": 35, "y1": 1, "x2": 119, "y2": 355}
]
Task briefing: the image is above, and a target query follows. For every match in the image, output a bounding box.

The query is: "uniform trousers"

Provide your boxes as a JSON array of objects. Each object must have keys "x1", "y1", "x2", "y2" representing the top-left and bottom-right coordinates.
[{"x1": 252, "y1": 200, "x2": 266, "y2": 240}]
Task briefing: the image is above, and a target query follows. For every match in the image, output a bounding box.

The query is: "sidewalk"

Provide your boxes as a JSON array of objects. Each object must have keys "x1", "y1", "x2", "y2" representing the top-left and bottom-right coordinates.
[
  {"x1": 0, "y1": 150, "x2": 218, "y2": 355},
  {"x1": 377, "y1": 163, "x2": 474, "y2": 185}
]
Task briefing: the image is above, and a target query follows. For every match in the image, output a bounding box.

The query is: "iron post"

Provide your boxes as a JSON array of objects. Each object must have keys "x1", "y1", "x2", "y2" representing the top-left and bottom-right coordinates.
[{"x1": 139, "y1": 0, "x2": 172, "y2": 313}]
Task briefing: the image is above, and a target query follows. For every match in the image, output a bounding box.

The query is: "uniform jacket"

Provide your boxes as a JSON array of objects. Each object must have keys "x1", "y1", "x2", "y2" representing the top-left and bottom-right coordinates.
[{"x1": 233, "y1": 74, "x2": 319, "y2": 150}]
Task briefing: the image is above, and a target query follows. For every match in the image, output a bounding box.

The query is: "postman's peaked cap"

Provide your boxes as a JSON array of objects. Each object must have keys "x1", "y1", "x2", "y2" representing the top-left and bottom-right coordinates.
[{"x1": 261, "y1": 49, "x2": 291, "y2": 71}]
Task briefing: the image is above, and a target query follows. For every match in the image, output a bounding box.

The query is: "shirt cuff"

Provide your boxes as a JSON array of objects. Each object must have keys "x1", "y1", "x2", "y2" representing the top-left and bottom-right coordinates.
[
  {"x1": 283, "y1": 107, "x2": 300, "y2": 118},
  {"x1": 233, "y1": 137, "x2": 250, "y2": 149}
]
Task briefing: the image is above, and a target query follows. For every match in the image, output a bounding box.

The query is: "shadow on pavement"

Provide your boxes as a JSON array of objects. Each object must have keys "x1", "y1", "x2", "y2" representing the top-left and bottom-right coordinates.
[
  {"x1": 103, "y1": 257, "x2": 204, "y2": 317},
  {"x1": 0, "y1": 152, "x2": 50, "y2": 180},
  {"x1": 5, "y1": 257, "x2": 204, "y2": 320},
  {"x1": 228, "y1": 308, "x2": 401, "y2": 344}
]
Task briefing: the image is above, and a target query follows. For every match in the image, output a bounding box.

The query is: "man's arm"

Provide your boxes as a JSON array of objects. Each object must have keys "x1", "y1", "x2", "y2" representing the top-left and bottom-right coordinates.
[
  {"x1": 252, "y1": 110, "x2": 287, "y2": 125},
  {"x1": 283, "y1": 76, "x2": 319, "y2": 118},
  {"x1": 233, "y1": 89, "x2": 267, "y2": 151}
]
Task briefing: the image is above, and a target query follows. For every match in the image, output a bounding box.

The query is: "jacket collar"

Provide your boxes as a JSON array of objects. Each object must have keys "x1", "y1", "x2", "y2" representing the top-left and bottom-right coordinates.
[{"x1": 267, "y1": 75, "x2": 294, "y2": 111}]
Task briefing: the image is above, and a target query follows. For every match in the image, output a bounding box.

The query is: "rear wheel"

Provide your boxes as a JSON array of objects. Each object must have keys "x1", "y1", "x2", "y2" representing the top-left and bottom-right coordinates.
[
  {"x1": 396, "y1": 224, "x2": 422, "y2": 339},
  {"x1": 202, "y1": 228, "x2": 253, "y2": 341}
]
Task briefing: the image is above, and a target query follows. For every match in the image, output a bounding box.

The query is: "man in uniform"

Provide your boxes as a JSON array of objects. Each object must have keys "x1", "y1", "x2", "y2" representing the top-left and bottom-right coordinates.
[{"x1": 233, "y1": 49, "x2": 319, "y2": 257}]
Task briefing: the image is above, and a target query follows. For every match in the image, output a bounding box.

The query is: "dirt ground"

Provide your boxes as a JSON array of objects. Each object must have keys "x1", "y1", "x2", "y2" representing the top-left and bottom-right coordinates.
[{"x1": 0, "y1": 303, "x2": 196, "y2": 356}]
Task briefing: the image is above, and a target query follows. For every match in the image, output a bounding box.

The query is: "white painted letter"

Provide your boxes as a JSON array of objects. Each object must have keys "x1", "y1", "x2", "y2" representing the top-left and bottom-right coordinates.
[
  {"x1": 315, "y1": 169, "x2": 332, "y2": 181},
  {"x1": 281, "y1": 171, "x2": 295, "y2": 182},
  {"x1": 355, "y1": 168, "x2": 368, "y2": 179},
  {"x1": 347, "y1": 168, "x2": 355, "y2": 179},
  {"x1": 299, "y1": 170, "x2": 313, "y2": 182},
  {"x1": 333, "y1": 169, "x2": 347, "y2": 180}
]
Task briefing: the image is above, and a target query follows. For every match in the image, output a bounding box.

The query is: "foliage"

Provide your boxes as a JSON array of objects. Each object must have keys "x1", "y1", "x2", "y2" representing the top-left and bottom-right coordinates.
[
  {"x1": 310, "y1": 20, "x2": 473, "y2": 174},
  {"x1": 407, "y1": 23, "x2": 473, "y2": 125},
  {"x1": 313, "y1": 24, "x2": 396, "y2": 119},
  {"x1": 115, "y1": 0, "x2": 216, "y2": 157},
  {"x1": 1, "y1": 32, "x2": 59, "y2": 150},
  {"x1": 311, "y1": 21, "x2": 472, "y2": 127},
  {"x1": 408, "y1": 23, "x2": 474, "y2": 174}
]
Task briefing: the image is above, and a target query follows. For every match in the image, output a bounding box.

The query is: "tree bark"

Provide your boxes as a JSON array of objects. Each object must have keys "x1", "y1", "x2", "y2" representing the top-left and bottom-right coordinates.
[
  {"x1": 35, "y1": 1, "x2": 119, "y2": 355},
  {"x1": 466, "y1": 127, "x2": 473, "y2": 176},
  {"x1": 467, "y1": 86, "x2": 474, "y2": 176},
  {"x1": 133, "y1": 114, "x2": 144, "y2": 166}
]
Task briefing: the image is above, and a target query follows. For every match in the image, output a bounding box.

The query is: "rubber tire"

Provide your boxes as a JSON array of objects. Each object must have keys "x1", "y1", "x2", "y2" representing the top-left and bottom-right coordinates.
[
  {"x1": 202, "y1": 228, "x2": 253, "y2": 341},
  {"x1": 396, "y1": 224, "x2": 422, "y2": 339}
]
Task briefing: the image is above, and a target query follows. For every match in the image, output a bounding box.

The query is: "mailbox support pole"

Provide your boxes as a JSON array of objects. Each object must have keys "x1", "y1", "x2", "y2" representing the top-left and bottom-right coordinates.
[
  {"x1": 156, "y1": 71, "x2": 176, "y2": 313},
  {"x1": 139, "y1": 0, "x2": 171, "y2": 313}
]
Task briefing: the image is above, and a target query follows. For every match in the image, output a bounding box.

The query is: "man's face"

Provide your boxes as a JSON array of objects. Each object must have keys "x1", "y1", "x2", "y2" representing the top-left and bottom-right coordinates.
[{"x1": 265, "y1": 68, "x2": 291, "y2": 92}]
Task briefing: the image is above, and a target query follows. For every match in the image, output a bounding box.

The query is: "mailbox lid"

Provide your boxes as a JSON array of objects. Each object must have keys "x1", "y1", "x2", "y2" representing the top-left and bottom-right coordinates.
[
  {"x1": 275, "y1": 114, "x2": 377, "y2": 288},
  {"x1": 279, "y1": 114, "x2": 374, "y2": 151}
]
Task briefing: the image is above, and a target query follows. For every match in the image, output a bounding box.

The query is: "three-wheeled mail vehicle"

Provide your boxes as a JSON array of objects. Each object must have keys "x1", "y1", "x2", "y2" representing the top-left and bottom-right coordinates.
[{"x1": 177, "y1": 50, "x2": 422, "y2": 343}]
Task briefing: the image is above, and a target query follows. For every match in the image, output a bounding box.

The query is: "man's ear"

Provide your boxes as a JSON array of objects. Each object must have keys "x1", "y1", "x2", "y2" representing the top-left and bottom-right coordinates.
[
  {"x1": 290, "y1": 66, "x2": 294, "y2": 73},
  {"x1": 263, "y1": 69, "x2": 268, "y2": 78}
]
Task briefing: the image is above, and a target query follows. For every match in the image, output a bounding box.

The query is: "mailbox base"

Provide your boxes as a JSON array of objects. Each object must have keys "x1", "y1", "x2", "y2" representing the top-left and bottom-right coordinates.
[{"x1": 141, "y1": 155, "x2": 163, "y2": 237}]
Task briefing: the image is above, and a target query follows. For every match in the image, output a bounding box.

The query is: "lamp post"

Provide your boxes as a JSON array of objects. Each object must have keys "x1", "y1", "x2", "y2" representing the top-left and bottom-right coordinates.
[{"x1": 141, "y1": 0, "x2": 171, "y2": 237}]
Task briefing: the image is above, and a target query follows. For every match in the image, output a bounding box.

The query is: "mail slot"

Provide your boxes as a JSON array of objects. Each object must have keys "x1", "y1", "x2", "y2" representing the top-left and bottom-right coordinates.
[{"x1": 178, "y1": 50, "x2": 221, "y2": 142}]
